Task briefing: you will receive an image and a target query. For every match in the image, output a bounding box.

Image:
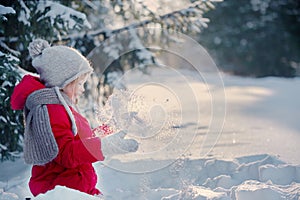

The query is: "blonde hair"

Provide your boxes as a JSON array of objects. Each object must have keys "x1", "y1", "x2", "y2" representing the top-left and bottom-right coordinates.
[{"x1": 63, "y1": 72, "x2": 90, "y2": 105}]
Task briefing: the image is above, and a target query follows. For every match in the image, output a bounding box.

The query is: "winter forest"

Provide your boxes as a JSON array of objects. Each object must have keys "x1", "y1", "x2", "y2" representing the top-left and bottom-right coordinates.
[{"x1": 1, "y1": 0, "x2": 300, "y2": 199}]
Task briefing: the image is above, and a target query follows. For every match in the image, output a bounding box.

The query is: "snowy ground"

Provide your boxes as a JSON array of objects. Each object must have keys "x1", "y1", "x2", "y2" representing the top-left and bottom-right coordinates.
[{"x1": 1, "y1": 68, "x2": 300, "y2": 199}]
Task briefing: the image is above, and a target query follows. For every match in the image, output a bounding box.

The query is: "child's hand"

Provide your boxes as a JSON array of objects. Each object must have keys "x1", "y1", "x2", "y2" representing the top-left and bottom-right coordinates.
[
  {"x1": 101, "y1": 131, "x2": 138, "y2": 158},
  {"x1": 93, "y1": 124, "x2": 113, "y2": 138}
]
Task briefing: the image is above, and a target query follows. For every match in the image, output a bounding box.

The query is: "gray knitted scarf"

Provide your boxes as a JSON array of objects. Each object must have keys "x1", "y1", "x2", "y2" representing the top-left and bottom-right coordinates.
[{"x1": 24, "y1": 87, "x2": 77, "y2": 165}]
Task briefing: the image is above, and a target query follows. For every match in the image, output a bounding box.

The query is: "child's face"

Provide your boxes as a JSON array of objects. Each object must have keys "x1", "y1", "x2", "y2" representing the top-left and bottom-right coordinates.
[{"x1": 63, "y1": 75, "x2": 88, "y2": 103}]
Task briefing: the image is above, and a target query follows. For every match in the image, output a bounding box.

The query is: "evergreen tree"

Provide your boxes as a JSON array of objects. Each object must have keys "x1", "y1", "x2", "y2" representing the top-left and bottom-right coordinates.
[
  {"x1": 0, "y1": 52, "x2": 22, "y2": 161},
  {"x1": 198, "y1": 0, "x2": 300, "y2": 77}
]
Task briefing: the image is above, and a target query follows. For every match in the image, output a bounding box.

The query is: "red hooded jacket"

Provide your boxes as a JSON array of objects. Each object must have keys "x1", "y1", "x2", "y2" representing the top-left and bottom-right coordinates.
[{"x1": 11, "y1": 75, "x2": 104, "y2": 196}]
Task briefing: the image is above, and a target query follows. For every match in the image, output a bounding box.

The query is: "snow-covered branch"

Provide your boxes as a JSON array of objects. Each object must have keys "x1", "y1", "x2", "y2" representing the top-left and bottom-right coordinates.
[{"x1": 56, "y1": 0, "x2": 216, "y2": 42}]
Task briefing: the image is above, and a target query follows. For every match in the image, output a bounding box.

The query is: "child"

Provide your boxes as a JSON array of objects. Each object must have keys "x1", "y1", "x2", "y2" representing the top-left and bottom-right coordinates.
[{"x1": 10, "y1": 39, "x2": 138, "y2": 197}]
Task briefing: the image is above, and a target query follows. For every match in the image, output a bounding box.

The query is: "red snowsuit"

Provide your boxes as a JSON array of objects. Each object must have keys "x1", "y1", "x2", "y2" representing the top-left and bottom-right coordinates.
[{"x1": 11, "y1": 75, "x2": 104, "y2": 196}]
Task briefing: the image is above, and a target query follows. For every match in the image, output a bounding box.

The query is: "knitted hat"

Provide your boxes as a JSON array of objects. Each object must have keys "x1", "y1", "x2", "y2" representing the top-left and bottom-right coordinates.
[{"x1": 28, "y1": 39, "x2": 93, "y2": 88}]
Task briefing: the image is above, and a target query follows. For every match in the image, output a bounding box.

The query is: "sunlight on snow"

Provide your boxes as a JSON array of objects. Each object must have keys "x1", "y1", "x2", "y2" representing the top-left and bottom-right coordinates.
[{"x1": 226, "y1": 86, "x2": 274, "y2": 104}]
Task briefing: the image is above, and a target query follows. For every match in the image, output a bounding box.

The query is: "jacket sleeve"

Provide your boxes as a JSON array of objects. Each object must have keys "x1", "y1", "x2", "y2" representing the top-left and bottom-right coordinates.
[{"x1": 47, "y1": 104, "x2": 104, "y2": 168}]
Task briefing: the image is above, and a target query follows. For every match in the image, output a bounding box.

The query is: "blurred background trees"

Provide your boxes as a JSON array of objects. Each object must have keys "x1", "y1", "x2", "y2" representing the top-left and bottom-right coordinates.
[{"x1": 198, "y1": 0, "x2": 300, "y2": 77}]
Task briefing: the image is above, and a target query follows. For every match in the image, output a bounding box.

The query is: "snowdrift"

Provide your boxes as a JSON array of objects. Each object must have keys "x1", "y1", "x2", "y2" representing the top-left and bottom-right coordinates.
[
  {"x1": 1, "y1": 154, "x2": 299, "y2": 200},
  {"x1": 95, "y1": 154, "x2": 300, "y2": 199}
]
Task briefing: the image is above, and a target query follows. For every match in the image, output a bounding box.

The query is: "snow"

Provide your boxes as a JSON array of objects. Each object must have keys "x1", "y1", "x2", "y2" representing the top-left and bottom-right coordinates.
[
  {"x1": 128, "y1": 28, "x2": 153, "y2": 62},
  {"x1": 1, "y1": 68, "x2": 300, "y2": 199},
  {"x1": 103, "y1": 43, "x2": 123, "y2": 60},
  {"x1": 34, "y1": 187, "x2": 100, "y2": 200},
  {"x1": 0, "y1": 116, "x2": 7, "y2": 123},
  {"x1": 18, "y1": 0, "x2": 30, "y2": 26},
  {"x1": 1, "y1": 80, "x2": 13, "y2": 88},
  {"x1": 36, "y1": 1, "x2": 91, "y2": 30},
  {"x1": 0, "y1": 5, "x2": 15, "y2": 15},
  {"x1": 0, "y1": 143, "x2": 8, "y2": 151}
]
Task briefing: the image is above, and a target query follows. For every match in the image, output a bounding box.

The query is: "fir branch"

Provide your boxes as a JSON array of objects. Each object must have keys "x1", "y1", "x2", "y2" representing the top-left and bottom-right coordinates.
[{"x1": 55, "y1": 0, "x2": 215, "y2": 43}]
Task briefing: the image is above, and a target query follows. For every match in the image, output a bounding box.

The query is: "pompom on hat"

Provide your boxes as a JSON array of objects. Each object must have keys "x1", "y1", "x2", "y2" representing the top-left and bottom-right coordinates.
[{"x1": 28, "y1": 39, "x2": 93, "y2": 88}]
